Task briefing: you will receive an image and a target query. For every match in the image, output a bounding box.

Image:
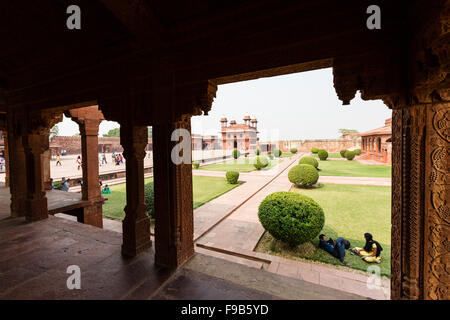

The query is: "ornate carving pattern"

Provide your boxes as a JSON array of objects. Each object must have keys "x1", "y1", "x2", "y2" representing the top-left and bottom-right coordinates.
[
  {"x1": 390, "y1": 108, "x2": 403, "y2": 300},
  {"x1": 425, "y1": 102, "x2": 450, "y2": 300}
]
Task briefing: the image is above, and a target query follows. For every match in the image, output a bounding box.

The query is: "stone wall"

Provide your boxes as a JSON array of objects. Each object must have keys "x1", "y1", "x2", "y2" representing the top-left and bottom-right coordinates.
[
  {"x1": 278, "y1": 139, "x2": 359, "y2": 153},
  {"x1": 50, "y1": 136, "x2": 152, "y2": 155}
]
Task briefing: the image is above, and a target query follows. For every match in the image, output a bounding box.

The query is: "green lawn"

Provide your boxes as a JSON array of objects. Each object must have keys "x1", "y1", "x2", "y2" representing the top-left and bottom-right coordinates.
[
  {"x1": 198, "y1": 157, "x2": 282, "y2": 172},
  {"x1": 280, "y1": 153, "x2": 294, "y2": 158},
  {"x1": 316, "y1": 159, "x2": 391, "y2": 177},
  {"x1": 102, "y1": 176, "x2": 242, "y2": 220},
  {"x1": 256, "y1": 184, "x2": 391, "y2": 277}
]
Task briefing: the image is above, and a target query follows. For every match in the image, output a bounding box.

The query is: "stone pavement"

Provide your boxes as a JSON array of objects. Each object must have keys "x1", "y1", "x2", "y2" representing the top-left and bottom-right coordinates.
[{"x1": 319, "y1": 175, "x2": 391, "y2": 186}]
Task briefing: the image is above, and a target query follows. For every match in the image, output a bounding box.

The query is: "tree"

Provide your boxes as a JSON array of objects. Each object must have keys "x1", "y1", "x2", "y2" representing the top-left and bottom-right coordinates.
[
  {"x1": 103, "y1": 128, "x2": 120, "y2": 137},
  {"x1": 338, "y1": 128, "x2": 358, "y2": 138},
  {"x1": 148, "y1": 127, "x2": 152, "y2": 138}
]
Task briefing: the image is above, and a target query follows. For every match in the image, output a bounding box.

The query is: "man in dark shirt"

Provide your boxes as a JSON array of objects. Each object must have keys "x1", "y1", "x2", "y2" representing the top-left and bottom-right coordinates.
[{"x1": 318, "y1": 234, "x2": 350, "y2": 266}]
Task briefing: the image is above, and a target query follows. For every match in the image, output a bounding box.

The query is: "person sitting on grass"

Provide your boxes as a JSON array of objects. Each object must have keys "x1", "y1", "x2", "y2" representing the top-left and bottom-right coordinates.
[
  {"x1": 351, "y1": 233, "x2": 383, "y2": 263},
  {"x1": 101, "y1": 184, "x2": 111, "y2": 194},
  {"x1": 318, "y1": 234, "x2": 350, "y2": 266}
]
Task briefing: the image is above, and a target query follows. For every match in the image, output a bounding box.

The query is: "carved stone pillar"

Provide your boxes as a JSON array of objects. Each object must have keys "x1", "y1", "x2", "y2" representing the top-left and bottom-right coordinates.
[
  {"x1": 389, "y1": 98, "x2": 449, "y2": 300},
  {"x1": 69, "y1": 106, "x2": 104, "y2": 228},
  {"x1": 4, "y1": 130, "x2": 9, "y2": 188},
  {"x1": 22, "y1": 133, "x2": 49, "y2": 222},
  {"x1": 43, "y1": 149, "x2": 52, "y2": 190},
  {"x1": 120, "y1": 124, "x2": 151, "y2": 257},
  {"x1": 153, "y1": 116, "x2": 194, "y2": 268},
  {"x1": 6, "y1": 130, "x2": 27, "y2": 217},
  {"x1": 423, "y1": 100, "x2": 449, "y2": 300}
]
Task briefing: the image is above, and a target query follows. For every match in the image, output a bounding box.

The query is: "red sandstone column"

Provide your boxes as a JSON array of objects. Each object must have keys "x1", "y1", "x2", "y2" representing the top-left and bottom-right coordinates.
[
  {"x1": 22, "y1": 133, "x2": 49, "y2": 221},
  {"x1": 78, "y1": 119, "x2": 103, "y2": 227},
  {"x1": 4, "y1": 131, "x2": 9, "y2": 188},
  {"x1": 152, "y1": 117, "x2": 194, "y2": 268},
  {"x1": 6, "y1": 123, "x2": 27, "y2": 217},
  {"x1": 120, "y1": 124, "x2": 151, "y2": 257},
  {"x1": 43, "y1": 149, "x2": 52, "y2": 190}
]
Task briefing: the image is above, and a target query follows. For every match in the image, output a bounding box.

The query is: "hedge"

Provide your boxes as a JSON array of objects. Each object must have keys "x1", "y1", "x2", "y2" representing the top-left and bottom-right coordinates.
[
  {"x1": 258, "y1": 191, "x2": 325, "y2": 246},
  {"x1": 290, "y1": 148, "x2": 297, "y2": 154},
  {"x1": 255, "y1": 149, "x2": 260, "y2": 155},
  {"x1": 317, "y1": 149, "x2": 328, "y2": 160},
  {"x1": 340, "y1": 149, "x2": 347, "y2": 158},
  {"x1": 144, "y1": 181, "x2": 154, "y2": 219},
  {"x1": 298, "y1": 156, "x2": 319, "y2": 168},
  {"x1": 226, "y1": 171, "x2": 239, "y2": 184},
  {"x1": 232, "y1": 149, "x2": 240, "y2": 159},
  {"x1": 254, "y1": 156, "x2": 269, "y2": 170},
  {"x1": 311, "y1": 147, "x2": 319, "y2": 154},
  {"x1": 354, "y1": 148, "x2": 361, "y2": 155},
  {"x1": 273, "y1": 149, "x2": 282, "y2": 157},
  {"x1": 345, "y1": 150, "x2": 356, "y2": 160},
  {"x1": 288, "y1": 164, "x2": 319, "y2": 188},
  {"x1": 192, "y1": 161, "x2": 200, "y2": 169}
]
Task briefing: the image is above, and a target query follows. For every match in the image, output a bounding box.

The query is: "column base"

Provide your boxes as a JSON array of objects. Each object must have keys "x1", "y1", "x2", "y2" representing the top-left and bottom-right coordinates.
[
  {"x1": 121, "y1": 214, "x2": 152, "y2": 257},
  {"x1": 10, "y1": 194, "x2": 27, "y2": 217},
  {"x1": 78, "y1": 202, "x2": 103, "y2": 228},
  {"x1": 26, "y1": 195, "x2": 48, "y2": 222},
  {"x1": 155, "y1": 245, "x2": 195, "y2": 268}
]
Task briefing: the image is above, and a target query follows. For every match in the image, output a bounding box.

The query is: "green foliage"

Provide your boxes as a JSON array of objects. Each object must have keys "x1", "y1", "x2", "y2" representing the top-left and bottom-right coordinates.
[
  {"x1": 225, "y1": 171, "x2": 240, "y2": 184},
  {"x1": 354, "y1": 148, "x2": 361, "y2": 155},
  {"x1": 148, "y1": 127, "x2": 152, "y2": 138},
  {"x1": 290, "y1": 148, "x2": 297, "y2": 154},
  {"x1": 144, "y1": 181, "x2": 154, "y2": 219},
  {"x1": 103, "y1": 127, "x2": 120, "y2": 137},
  {"x1": 288, "y1": 164, "x2": 319, "y2": 188},
  {"x1": 255, "y1": 149, "x2": 260, "y2": 155},
  {"x1": 318, "y1": 149, "x2": 329, "y2": 160},
  {"x1": 298, "y1": 156, "x2": 319, "y2": 168},
  {"x1": 254, "y1": 156, "x2": 269, "y2": 170},
  {"x1": 273, "y1": 149, "x2": 282, "y2": 157},
  {"x1": 192, "y1": 161, "x2": 200, "y2": 169},
  {"x1": 232, "y1": 149, "x2": 240, "y2": 159},
  {"x1": 258, "y1": 191, "x2": 325, "y2": 246},
  {"x1": 311, "y1": 147, "x2": 319, "y2": 154},
  {"x1": 268, "y1": 154, "x2": 274, "y2": 160},
  {"x1": 340, "y1": 149, "x2": 348, "y2": 158},
  {"x1": 345, "y1": 150, "x2": 356, "y2": 160}
]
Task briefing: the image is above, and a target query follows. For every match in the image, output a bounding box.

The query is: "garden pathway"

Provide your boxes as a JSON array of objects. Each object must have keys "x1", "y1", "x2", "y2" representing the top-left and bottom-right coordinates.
[{"x1": 194, "y1": 155, "x2": 390, "y2": 300}]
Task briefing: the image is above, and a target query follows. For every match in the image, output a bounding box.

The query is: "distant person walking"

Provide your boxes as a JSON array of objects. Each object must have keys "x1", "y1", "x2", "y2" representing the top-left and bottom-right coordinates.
[
  {"x1": 101, "y1": 153, "x2": 107, "y2": 165},
  {"x1": 76, "y1": 155, "x2": 82, "y2": 170},
  {"x1": 56, "y1": 154, "x2": 62, "y2": 166}
]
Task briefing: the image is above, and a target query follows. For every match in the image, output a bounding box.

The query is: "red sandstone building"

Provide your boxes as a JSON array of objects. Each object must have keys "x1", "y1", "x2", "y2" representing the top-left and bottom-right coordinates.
[
  {"x1": 220, "y1": 116, "x2": 259, "y2": 152},
  {"x1": 359, "y1": 118, "x2": 392, "y2": 165}
]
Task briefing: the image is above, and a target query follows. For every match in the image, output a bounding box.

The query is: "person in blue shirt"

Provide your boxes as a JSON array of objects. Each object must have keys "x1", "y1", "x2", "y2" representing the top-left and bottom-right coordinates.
[{"x1": 318, "y1": 234, "x2": 350, "y2": 266}]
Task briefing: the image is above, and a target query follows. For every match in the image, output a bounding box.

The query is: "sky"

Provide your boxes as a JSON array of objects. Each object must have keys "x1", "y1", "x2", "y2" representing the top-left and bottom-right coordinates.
[{"x1": 57, "y1": 68, "x2": 391, "y2": 140}]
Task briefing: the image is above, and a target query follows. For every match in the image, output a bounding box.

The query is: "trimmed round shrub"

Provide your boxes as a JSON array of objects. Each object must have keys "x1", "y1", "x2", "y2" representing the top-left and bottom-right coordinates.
[
  {"x1": 258, "y1": 191, "x2": 325, "y2": 246},
  {"x1": 255, "y1": 149, "x2": 260, "y2": 155},
  {"x1": 226, "y1": 171, "x2": 239, "y2": 184},
  {"x1": 354, "y1": 148, "x2": 361, "y2": 155},
  {"x1": 273, "y1": 149, "x2": 282, "y2": 157},
  {"x1": 311, "y1": 147, "x2": 319, "y2": 154},
  {"x1": 288, "y1": 164, "x2": 319, "y2": 188},
  {"x1": 254, "y1": 156, "x2": 269, "y2": 170},
  {"x1": 290, "y1": 148, "x2": 297, "y2": 154},
  {"x1": 298, "y1": 156, "x2": 319, "y2": 169},
  {"x1": 192, "y1": 161, "x2": 200, "y2": 169},
  {"x1": 340, "y1": 149, "x2": 347, "y2": 158},
  {"x1": 317, "y1": 149, "x2": 328, "y2": 160},
  {"x1": 232, "y1": 149, "x2": 240, "y2": 159},
  {"x1": 144, "y1": 181, "x2": 155, "y2": 219},
  {"x1": 268, "y1": 154, "x2": 274, "y2": 160},
  {"x1": 345, "y1": 150, "x2": 356, "y2": 160}
]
